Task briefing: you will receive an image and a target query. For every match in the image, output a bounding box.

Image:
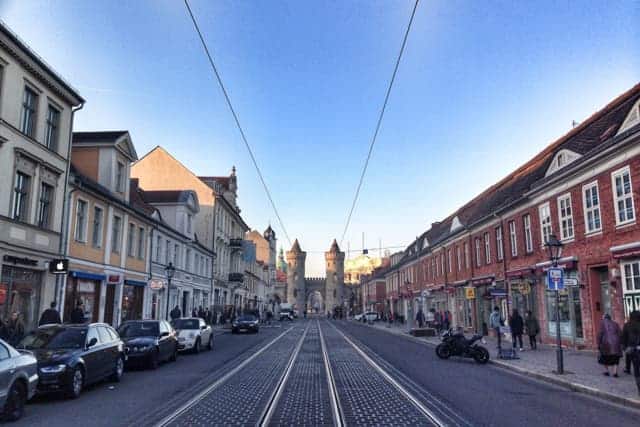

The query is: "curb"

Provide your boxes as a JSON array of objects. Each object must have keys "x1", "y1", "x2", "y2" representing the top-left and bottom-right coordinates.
[{"x1": 353, "y1": 321, "x2": 640, "y2": 410}]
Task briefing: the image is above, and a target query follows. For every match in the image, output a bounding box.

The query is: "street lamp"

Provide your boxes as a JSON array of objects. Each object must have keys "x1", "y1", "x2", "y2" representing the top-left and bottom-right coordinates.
[
  {"x1": 545, "y1": 234, "x2": 564, "y2": 374},
  {"x1": 164, "y1": 262, "x2": 176, "y2": 321}
]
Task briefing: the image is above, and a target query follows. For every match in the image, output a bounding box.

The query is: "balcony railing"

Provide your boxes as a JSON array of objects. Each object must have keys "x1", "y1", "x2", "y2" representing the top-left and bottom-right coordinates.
[
  {"x1": 229, "y1": 238, "x2": 243, "y2": 249},
  {"x1": 229, "y1": 273, "x2": 244, "y2": 283}
]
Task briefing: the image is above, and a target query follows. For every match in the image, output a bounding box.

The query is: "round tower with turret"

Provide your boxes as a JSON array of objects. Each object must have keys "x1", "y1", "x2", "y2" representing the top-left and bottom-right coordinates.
[
  {"x1": 286, "y1": 239, "x2": 306, "y2": 309},
  {"x1": 325, "y1": 239, "x2": 345, "y2": 311}
]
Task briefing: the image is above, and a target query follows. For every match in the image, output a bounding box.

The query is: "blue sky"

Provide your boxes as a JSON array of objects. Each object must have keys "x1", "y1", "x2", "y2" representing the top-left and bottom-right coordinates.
[{"x1": 2, "y1": 0, "x2": 638, "y2": 275}]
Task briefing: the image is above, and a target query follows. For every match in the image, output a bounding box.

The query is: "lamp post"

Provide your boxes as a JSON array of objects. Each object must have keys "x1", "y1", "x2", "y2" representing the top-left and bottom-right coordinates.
[
  {"x1": 164, "y1": 262, "x2": 176, "y2": 321},
  {"x1": 545, "y1": 234, "x2": 564, "y2": 374}
]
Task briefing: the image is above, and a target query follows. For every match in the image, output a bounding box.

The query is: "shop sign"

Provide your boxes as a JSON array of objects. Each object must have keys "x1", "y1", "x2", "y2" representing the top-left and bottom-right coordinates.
[
  {"x1": 48, "y1": 258, "x2": 68, "y2": 274},
  {"x1": 490, "y1": 289, "x2": 508, "y2": 297},
  {"x1": 464, "y1": 287, "x2": 476, "y2": 300},
  {"x1": 107, "y1": 275, "x2": 120, "y2": 284},
  {"x1": 148, "y1": 279, "x2": 165, "y2": 290},
  {"x1": 3, "y1": 255, "x2": 37, "y2": 267},
  {"x1": 564, "y1": 278, "x2": 578, "y2": 287},
  {"x1": 511, "y1": 281, "x2": 531, "y2": 295}
]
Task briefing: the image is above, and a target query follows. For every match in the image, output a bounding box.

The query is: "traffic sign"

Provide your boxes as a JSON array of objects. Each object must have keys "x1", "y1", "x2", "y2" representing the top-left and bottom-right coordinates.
[{"x1": 547, "y1": 267, "x2": 564, "y2": 291}]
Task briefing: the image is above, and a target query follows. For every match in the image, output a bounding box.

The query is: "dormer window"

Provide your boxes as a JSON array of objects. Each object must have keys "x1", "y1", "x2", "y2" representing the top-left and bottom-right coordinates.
[
  {"x1": 557, "y1": 153, "x2": 565, "y2": 168},
  {"x1": 116, "y1": 162, "x2": 125, "y2": 193},
  {"x1": 545, "y1": 149, "x2": 581, "y2": 177}
]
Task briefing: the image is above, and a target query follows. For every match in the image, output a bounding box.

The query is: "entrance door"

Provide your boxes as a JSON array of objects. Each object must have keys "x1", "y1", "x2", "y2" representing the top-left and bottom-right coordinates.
[
  {"x1": 182, "y1": 291, "x2": 189, "y2": 317},
  {"x1": 104, "y1": 285, "x2": 115, "y2": 325},
  {"x1": 599, "y1": 270, "x2": 612, "y2": 317}
]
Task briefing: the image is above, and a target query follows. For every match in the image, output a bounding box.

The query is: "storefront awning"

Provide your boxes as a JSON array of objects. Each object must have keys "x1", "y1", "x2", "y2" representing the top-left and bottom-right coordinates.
[
  {"x1": 506, "y1": 267, "x2": 535, "y2": 278},
  {"x1": 70, "y1": 270, "x2": 106, "y2": 281},
  {"x1": 471, "y1": 276, "x2": 494, "y2": 286},
  {"x1": 611, "y1": 242, "x2": 640, "y2": 259},
  {"x1": 124, "y1": 279, "x2": 147, "y2": 287}
]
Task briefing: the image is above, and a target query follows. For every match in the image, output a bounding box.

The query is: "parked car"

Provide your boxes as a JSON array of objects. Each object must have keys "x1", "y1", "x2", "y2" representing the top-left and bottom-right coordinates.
[
  {"x1": 231, "y1": 315, "x2": 260, "y2": 334},
  {"x1": 354, "y1": 312, "x2": 379, "y2": 322},
  {"x1": 118, "y1": 320, "x2": 178, "y2": 369},
  {"x1": 171, "y1": 318, "x2": 213, "y2": 353},
  {"x1": 0, "y1": 339, "x2": 38, "y2": 421},
  {"x1": 19, "y1": 323, "x2": 125, "y2": 399}
]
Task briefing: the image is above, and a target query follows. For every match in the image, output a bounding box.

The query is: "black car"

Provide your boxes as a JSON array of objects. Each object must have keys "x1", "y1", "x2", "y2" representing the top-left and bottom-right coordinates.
[
  {"x1": 118, "y1": 320, "x2": 178, "y2": 369},
  {"x1": 19, "y1": 323, "x2": 125, "y2": 398},
  {"x1": 231, "y1": 315, "x2": 260, "y2": 334}
]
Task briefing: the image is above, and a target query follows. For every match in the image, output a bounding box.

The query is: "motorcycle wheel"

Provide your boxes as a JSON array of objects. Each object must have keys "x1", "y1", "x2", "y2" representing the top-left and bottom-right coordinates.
[
  {"x1": 435, "y1": 343, "x2": 451, "y2": 359},
  {"x1": 473, "y1": 346, "x2": 490, "y2": 364}
]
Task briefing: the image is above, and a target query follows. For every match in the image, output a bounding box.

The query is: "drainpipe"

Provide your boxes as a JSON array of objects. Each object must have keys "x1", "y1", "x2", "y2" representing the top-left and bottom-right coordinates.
[
  {"x1": 54, "y1": 101, "x2": 85, "y2": 312},
  {"x1": 494, "y1": 213, "x2": 510, "y2": 316}
]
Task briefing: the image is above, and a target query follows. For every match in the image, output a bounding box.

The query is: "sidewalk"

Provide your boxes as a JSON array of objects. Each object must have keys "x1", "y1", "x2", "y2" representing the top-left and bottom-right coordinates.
[{"x1": 361, "y1": 320, "x2": 640, "y2": 408}]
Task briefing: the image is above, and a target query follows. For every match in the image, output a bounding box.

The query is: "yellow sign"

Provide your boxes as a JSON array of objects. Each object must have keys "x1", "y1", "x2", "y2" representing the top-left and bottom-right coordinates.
[
  {"x1": 520, "y1": 282, "x2": 531, "y2": 295},
  {"x1": 465, "y1": 287, "x2": 476, "y2": 300}
]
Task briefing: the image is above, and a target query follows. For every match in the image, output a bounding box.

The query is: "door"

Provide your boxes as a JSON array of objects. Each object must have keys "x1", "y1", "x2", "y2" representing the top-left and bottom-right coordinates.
[
  {"x1": 599, "y1": 270, "x2": 612, "y2": 317},
  {"x1": 83, "y1": 327, "x2": 104, "y2": 383},
  {"x1": 158, "y1": 322, "x2": 171, "y2": 361},
  {"x1": 104, "y1": 285, "x2": 115, "y2": 325},
  {"x1": 97, "y1": 326, "x2": 117, "y2": 376}
]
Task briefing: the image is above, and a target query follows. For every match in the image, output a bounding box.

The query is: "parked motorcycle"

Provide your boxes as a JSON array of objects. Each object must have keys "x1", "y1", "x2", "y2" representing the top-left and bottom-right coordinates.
[{"x1": 435, "y1": 328, "x2": 490, "y2": 364}]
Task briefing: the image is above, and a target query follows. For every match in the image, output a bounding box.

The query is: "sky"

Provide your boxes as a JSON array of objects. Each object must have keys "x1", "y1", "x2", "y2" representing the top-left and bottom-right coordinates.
[{"x1": 1, "y1": 0, "x2": 638, "y2": 276}]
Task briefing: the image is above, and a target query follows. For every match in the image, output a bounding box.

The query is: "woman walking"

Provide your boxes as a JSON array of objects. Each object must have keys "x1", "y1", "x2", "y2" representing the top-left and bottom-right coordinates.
[
  {"x1": 597, "y1": 313, "x2": 623, "y2": 377},
  {"x1": 525, "y1": 310, "x2": 540, "y2": 350},
  {"x1": 509, "y1": 309, "x2": 524, "y2": 351}
]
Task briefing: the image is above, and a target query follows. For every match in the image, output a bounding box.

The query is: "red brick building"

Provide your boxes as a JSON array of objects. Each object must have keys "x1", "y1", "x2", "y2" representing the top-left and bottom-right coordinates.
[{"x1": 386, "y1": 83, "x2": 640, "y2": 349}]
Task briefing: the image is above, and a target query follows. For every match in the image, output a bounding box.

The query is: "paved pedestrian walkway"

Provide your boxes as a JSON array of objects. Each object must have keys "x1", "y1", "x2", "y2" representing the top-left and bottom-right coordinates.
[{"x1": 358, "y1": 319, "x2": 640, "y2": 408}]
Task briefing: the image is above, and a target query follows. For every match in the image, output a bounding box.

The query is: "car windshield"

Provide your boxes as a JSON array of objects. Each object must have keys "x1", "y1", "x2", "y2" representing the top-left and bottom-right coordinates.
[
  {"x1": 118, "y1": 322, "x2": 159, "y2": 338},
  {"x1": 20, "y1": 327, "x2": 87, "y2": 350},
  {"x1": 172, "y1": 319, "x2": 199, "y2": 330},
  {"x1": 238, "y1": 316, "x2": 256, "y2": 322}
]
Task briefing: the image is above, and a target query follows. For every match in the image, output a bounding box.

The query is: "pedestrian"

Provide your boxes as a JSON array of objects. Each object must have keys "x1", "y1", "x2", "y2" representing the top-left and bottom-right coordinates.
[
  {"x1": 621, "y1": 311, "x2": 640, "y2": 395},
  {"x1": 509, "y1": 309, "x2": 524, "y2": 351},
  {"x1": 204, "y1": 307, "x2": 211, "y2": 324},
  {"x1": 443, "y1": 310, "x2": 451, "y2": 331},
  {"x1": 524, "y1": 310, "x2": 540, "y2": 350},
  {"x1": 489, "y1": 306, "x2": 503, "y2": 349},
  {"x1": 192, "y1": 307, "x2": 197, "y2": 318},
  {"x1": 416, "y1": 309, "x2": 425, "y2": 328},
  {"x1": 597, "y1": 313, "x2": 623, "y2": 377},
  {"x1": 170, "y1": 305, "x2": 181, "y2": 321},
  {"x1": 6, "y1": 312, "x2": 24, "y2": 347},
  {"x1": 433, "y1": 309, "x2": 441, "y2": 331},
  {"x1": 70, "y1": 300, "x2": 86, "y2": 324},
  {"x1": 39, "y1": 301, "x2": 62, "y2": 326},
  {"x1": 198, "y1": 306, "x2": 205, "y2": 320}
]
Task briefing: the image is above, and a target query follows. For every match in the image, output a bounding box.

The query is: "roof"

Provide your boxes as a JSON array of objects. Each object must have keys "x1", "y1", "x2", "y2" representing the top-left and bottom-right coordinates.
[
  {"x1": 0, "y1": 20, "x2": 84, "y2": 104},
  {"x1": 199, "y1": 176, "x2": 230, "y2": 191},
  {"x1": 73, "y1": 131, "x2": 129, "y2": 144},
  {"x1": 290, "y1": 239, "x2": 303, "y2": 253},
  {"x1": 129, "y1": 180, "x2": 157, "y2": 216},
  {"x1": 141, "y1": 190, "x2": 197, "y2": 205}
]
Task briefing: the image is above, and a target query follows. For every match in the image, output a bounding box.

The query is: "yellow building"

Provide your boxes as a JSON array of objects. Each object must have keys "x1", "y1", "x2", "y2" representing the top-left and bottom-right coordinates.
[{"x1": 344, "y1": 253, "x2": 383, "y2": 285}]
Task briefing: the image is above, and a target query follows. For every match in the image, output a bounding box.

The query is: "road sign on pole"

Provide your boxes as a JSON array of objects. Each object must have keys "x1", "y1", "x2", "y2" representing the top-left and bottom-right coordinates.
[{"x1": 547, "y1": 268, "x2": 564, "y2": 291}]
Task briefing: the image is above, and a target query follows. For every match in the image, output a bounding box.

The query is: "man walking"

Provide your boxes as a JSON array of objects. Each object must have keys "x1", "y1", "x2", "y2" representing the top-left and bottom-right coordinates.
[
  {"x1": 489, "y1": 306, "x2": 503, "y2": 349},
  {"x1": 416, "y1": 309, "x2": 425, "y2": 328},
  {"x1": 70, "y1": 300, "x2": 86, "y2": 324},
  {"x1": 39, "y1": 302, "x2": 61, "y2": 326},
  {"x1": 170, "y1": 305, "x2": 181, "y2": 321}
]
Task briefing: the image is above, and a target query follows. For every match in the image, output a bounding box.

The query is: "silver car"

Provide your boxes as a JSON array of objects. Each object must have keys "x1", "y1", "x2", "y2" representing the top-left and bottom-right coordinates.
[{"x1": 0, "y1": 339, "x2": 38, "y2": 421}]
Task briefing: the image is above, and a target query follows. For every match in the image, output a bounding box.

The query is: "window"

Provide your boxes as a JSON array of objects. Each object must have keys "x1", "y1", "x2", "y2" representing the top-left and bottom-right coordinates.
[
  {"x1": 441, "y1": 253, "x2": 445, "y2": 275},
  {"x1": 447, "y1": 250, "x2": 452, "y2": 273},
  {"x1": 495, "y1": 227, "x2": 503, "y2": 261},
  {"x1": 623, "y1": 262, "x2": 640, "y2": 292},
  {"x1": 557, "y1": 194, "x2": 574, "y2": 240},
  {"x1": 186, "y1": 249, "x2": 192, "y2": 272},
  {"x1": 112, "y1": 216, "x2": 122, "y2": 253},
  {"x1": 44, "y1": 105, "x2": 60, "y2": 150},
  {"x1": 539, "y1": 203, "x2": 552, "y2": 245},
  {"x1": 92, "y1": 207, "x2": 103, "y2": 248},
  {"x1": 20, "y1": 86, "x2": 38, "y2": 137},
  {"x1": 187, "y1": 214, "x2": 193, "y2": 234},
  {"x1": 116, "y1": 162, "x2": 125, "y2": 193},
  {"x1": 127, "y1": 223, "x2": 136, "y2": 256},
  {"x1": 583, "y1": 182, "x2": 601, "y2": 234},
  {"x1": 156, "y1": 235, "x2": 162, "y2": 262},
  {"x1": 165, "y1": 240, "x2": 171, "y2": 264},
  {"x1": 509, "y1": 220, "x2": 517, "y2": 257},
  {"x1": 484, "y1": 233, "x2": 491, "y2": 264},
  {"x1": 475, "y1": 238, "x2": 481, "y2": 267},
  {"x1": 464, "y1": 242, "x2": 470, "y2": 269},
  {"x1": 75, "y1": 200, "x2": 88, "y2": 242},
  {"x1": 37, "y1": 182, "x2": 53, "y2": 228},
  {"x1": 612, "y1": 166, "x2": 635, "y2": 225},
  {"x1": 137, "y1": 227, "x2": 145, "y2": 259},
  {"x1": 174, "y1": 244, "x2": 180, "y2": 266},
  {"x1": 12, "y1": 172, "x2": 30, "y2": 221},
  {"x1": 523, "y1": 214, "x2": 533, "y2": 253},
  {"x1": 456, "y1": 246, "x2": 462, "y2": 271}
]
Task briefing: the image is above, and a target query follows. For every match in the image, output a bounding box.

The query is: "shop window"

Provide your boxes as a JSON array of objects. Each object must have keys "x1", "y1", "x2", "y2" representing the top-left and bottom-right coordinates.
[
  {"x1": 544, "y1": 271, "x2": 583, "y2": 340},
  {"x1": 0, "y1": 266, "x2": 42, "y2": 332},
  {"x1": 583, "y1": 182, "x2": 601, "y2": 234},
  {"x1": 612, "y1": 166, "x2": 635, "y2": 225},
  {"x1": 64, "y1": 279, "x2": 100, "y2": 323},
  {"x1": 557, "y1": 194, "x2": 574, "y2": 240}
]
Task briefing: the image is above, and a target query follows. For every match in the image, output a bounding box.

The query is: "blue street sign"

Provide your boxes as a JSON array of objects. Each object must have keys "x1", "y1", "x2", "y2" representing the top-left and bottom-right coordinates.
[{"x1": 547, "y1": 267, "x2": 564, "y2": 291}]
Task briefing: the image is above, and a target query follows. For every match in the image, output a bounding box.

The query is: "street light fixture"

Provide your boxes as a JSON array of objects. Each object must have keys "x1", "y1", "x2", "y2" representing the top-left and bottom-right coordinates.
[
  {"x1": 545, "y1": 234, "x2": 564, "y2": 374},
  {"x1": 164, "y1": 262, "x2": 176, "y2": 321}
]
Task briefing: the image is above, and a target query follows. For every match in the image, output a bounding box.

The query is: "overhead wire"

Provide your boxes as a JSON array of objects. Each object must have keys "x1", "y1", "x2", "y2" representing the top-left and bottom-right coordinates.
[
  {"x1": 183, "y1": 0, "x2": 292, "y2": 246},
  {"x1": 339, "y1": 0, "x2": 420, "y2": 247}
]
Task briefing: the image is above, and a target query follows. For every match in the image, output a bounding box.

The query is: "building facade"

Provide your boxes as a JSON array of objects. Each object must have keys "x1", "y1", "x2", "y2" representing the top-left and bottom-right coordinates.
[{"x1": 0, "y1": 23, "x2": 84, "y2": 331}]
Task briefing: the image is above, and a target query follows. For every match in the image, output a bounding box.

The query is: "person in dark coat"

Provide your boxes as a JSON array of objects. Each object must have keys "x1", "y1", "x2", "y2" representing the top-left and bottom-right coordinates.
[
  {"x1": 416, "y1": 309, "x2": 425, "y2": 328},
  {"x1": 621, "y1": 311, "x2": 640, "y2": 395},
  {"x1": 524, "y1": 310, "x2": 540, "y2": 350},
  {"x1": 170, "y1": 305, "x2": 181, "y2": 321},
  {"x1": 198, "y1": 306, "x2": 205, "y2": 320},
  {"x1": 70, "y1": 301, "x2": 86, "y2": 324},
  {"x1": 598, "y1": 313, "x2": 623, "y2": 377},
  {"x1": 39, "y1": 301, "x2": 62, "y2": 326},
  {"x1": 509, "y1": 309, "x2": 524, "y2": 351},
  {"x1": 6, "y1": 312, "x2": 25, "y2": 346}
]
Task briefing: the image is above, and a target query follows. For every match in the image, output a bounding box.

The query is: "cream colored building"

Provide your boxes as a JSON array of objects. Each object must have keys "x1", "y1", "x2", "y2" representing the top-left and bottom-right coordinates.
[{"x1": 0, "y1": 22, "x2": 84, "y2": 331}]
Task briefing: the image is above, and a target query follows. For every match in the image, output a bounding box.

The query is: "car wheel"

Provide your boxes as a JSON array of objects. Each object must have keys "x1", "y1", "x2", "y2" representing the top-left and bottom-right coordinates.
[
  {"x1": 67, "y1": 367, "x2": 84, "y2": 399},
  {"x1": 193, "y1": 338, "x2": 201, "y2": 354},
  {"x1": 169, "y1": 345, "x2": 178, "y2": 362},
  {"x1": 207, "y1": 336, "x2": 213, "y2": 351},
  {"x1": 150, "y1": 349, "x2": 160, "y2": 370},
  {"x1": 110, "y1": 356, "x2": 124, "y2": 382},
  {"x1": 3, "y1": 381, "x2": 26, "y2": 421}
]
